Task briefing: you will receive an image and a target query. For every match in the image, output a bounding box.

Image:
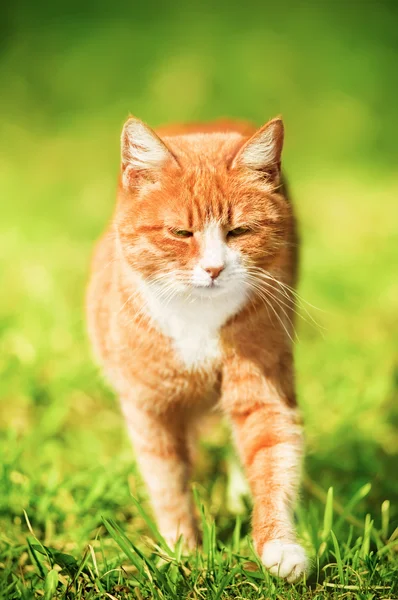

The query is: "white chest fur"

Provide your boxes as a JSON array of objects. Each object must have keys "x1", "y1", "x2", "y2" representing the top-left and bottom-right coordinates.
[{"x1": 139, "y1": 284, "x2": 248, "y2": 370}]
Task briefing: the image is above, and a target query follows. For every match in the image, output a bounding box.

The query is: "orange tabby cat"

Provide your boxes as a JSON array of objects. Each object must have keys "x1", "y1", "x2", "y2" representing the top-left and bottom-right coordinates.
[{"x1": 86, "y1": 115, "x2": 309, "y2": 582}]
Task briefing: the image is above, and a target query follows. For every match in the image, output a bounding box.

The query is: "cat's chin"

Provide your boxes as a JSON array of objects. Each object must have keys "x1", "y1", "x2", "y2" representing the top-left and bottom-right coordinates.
[{"x1": 189, "y1": 283, "x2": 232, "y2": 299}]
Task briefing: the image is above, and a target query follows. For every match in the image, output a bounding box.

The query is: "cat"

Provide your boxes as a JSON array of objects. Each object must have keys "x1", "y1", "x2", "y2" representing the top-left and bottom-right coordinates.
[{"x1": 86, "y1": 115, "x2": 309, "y2": 582}]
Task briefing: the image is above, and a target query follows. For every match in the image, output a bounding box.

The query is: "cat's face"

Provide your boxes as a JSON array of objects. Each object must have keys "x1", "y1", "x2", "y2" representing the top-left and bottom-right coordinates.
[{"x1": 116, "y1": 118, "x2": 292, "y2": 301}]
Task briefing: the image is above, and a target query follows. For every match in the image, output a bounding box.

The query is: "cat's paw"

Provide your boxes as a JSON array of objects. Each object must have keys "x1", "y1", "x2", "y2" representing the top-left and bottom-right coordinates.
[{"x1": 261, "y1": 540, "x2": 309, "y2": 583}]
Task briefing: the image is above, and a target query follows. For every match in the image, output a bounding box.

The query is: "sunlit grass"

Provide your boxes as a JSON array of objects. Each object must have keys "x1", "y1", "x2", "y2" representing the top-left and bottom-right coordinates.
[{"x1": 1, "y1": 482, "x2": 397, "y2": 599}]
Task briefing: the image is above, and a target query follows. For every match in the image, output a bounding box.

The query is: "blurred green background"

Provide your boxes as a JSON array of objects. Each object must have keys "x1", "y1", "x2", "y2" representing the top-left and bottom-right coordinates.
[{"x1": 0, "y1": 0, "x2": 397, "y2": 588}]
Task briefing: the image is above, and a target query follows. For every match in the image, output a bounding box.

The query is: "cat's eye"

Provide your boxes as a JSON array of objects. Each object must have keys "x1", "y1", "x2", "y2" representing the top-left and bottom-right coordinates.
[
  {"x1": 170, "y1": 229, "x2": 193, "y2": 238},
  {"x1": 227, "y1": 226, "x2": 251, "y2": 237}
]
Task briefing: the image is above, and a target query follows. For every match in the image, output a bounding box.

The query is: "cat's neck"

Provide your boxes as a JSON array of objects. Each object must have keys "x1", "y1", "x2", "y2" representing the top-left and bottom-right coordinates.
[{"x1": 136, "y1": 276, "x2": 248, "y2": 370}]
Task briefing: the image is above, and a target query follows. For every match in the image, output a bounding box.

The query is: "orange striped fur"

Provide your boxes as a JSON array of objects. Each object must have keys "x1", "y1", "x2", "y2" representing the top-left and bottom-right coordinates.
[{"x1": 86, "y1": 116, "x2": 309, "y2": 581}]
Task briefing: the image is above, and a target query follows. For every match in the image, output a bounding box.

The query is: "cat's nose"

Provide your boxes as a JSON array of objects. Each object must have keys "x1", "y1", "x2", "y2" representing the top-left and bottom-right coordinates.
[{"x1": 204, "y1": 265, "x2": 224, "y2": 280}]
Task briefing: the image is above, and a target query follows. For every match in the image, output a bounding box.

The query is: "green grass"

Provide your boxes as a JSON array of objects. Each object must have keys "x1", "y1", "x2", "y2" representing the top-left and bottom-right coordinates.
[
  {"x1": 1, "y1": 477, "x2": 397, "y2": 599},
  {"x1": 1, "y1": 0, "x2": 398, "y2": 597}
]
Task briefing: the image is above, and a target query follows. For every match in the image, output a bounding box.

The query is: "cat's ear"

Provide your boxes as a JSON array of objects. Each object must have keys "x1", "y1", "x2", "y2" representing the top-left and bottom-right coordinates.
[
  {"x1": 231, "y1": 117, "x2": 284, "y2": 179},
  {"x1": 121, "y1": 117, "x2": 178, "y2": 187}
]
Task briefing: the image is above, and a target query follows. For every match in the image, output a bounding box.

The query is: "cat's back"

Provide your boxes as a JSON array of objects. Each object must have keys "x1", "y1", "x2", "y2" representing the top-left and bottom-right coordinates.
[
  {"x1": 154, "y1": 119, "x2": 259, "y2": 171},
  {"x1": 155, "y1": 119, "x2": 256, "y2": 138}
]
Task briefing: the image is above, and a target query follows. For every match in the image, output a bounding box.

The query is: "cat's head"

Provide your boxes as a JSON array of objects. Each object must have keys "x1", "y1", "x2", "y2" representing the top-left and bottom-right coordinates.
[{"x1": 115, "y1": 116, "x2": 293, "y2": 301}]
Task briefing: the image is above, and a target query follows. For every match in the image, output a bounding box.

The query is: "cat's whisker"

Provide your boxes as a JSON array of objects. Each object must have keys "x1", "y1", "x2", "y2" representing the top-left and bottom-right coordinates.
[
  {"x1": 133, "y1": 304, "x2": 150, "y2": 329},
  {"x1": 267, "y1": 280, "x2": 325, "y2": 332},
  {"x1": 117, "y1": 277, "x2": 176, "y2": 326},
  {"x1": 245, "y1": 280, "x2": 296, "y2": 344},
  {"x1": 116, "y1": 289, "x2": 142, "y2": 317},
  {"x1": 245, "y1": 267, "x2": 325, "y2": 331},
  {"x1": 95, "y1": 256, "x2": 119, "y2": 278},
  {"x1": 246, "y1": 274, "x2": 320, "y2": 334},
  {"x1": 137, "y1": 283, "x2": 180, "y2": 328},
  {"x1": 247, "y1": 273, "x2": 296, "y2": 306},
  {"x1": 251, "y1": 268, "x2": 324, "y2": 313},
  {"x1": 245, "y1": 279, "x2": 271, "y2": 322},
  {"x1": 246, "y1": 267, "x2": 297, "y2": 297},
  {"x1": 152, "y1": 281, "x2": 182, "y2": 310},
  {"x1": 245, "y1": 266, "x2": 309, "y2": 300},
  {"x1": 151, "y1": 285, "x2": 177, "y2": 306},
  {"x1": 246, "y1": 275, "x2": 296, "y2": 321},
  {"x1": 245, "y1": 277, "x2": 297, "y2": 338}
]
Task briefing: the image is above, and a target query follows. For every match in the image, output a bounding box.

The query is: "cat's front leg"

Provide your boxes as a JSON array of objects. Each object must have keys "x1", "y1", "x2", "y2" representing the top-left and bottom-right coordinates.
[
  {"x1": 222, "y1": 355, "x2": 309, "y2": 582},
  {"x1": 121, "y1": 399, "x2": 199, "y2": 549}
]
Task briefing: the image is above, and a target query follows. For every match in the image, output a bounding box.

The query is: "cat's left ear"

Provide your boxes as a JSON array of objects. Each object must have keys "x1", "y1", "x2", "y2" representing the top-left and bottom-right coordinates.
[{"x1": 231, "y1": 117, "x2": 284, "y2": 179}]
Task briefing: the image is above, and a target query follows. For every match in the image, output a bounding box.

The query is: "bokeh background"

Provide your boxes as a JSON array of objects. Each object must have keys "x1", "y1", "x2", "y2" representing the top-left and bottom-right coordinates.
[{"x1": 1, "y1": 0, "x2": 397, "y2": 579}]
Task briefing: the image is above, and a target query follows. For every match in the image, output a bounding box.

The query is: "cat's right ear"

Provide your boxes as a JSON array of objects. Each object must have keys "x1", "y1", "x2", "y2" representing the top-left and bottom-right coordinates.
[
  {"x1": 121, "y1": 117, "x2": 178, "y2": 187},
  {"x1": 231, "y1": 117, "x2": 284, "y2": 180}
]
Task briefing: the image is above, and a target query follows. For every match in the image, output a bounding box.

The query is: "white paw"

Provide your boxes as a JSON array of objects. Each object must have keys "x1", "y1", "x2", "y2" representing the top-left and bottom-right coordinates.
[{"x1": 261, "y1": 540, "x2": 309, "y2": 583}]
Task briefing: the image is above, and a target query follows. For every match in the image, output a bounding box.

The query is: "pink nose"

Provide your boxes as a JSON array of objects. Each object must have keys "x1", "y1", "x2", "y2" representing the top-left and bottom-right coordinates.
[{"x1": 204, "y1": 265, "x2": 224, "y2": 280}]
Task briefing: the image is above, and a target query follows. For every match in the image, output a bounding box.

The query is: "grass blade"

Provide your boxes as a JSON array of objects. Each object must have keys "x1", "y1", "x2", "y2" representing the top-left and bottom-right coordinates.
[
  {"x1": 213, "y1": 564, "x2": 241, "y2": 600},
  {"x1": 43, "y1": 569, "x2": 58, "y2": 600},
  {"x1": 361, "y1": 514, "x2": 373, "y2": 558},
  {"x1": 27, "y1": 539, "x2": 46, "y2": 579},
  {"x1": 102, "y1": 517, "x2": 144, "y2": 576},
  {"x1": 381, "y1": 500, "x2": 390, "y2": 539},
  {"x1": 129, "y1": 495, "x2": 173, "y2": 554},
  {"x1": 334, "y1": 483, "x2": 371, "y2": 531},
  {"x1": 232, "y1": 516, "x2": 241, "y2": 554},
  {"x1": 322, "y1": 487, "x2": 334, "y2": 541},
  {"x1": 330, "y1": 530, "x2": 345, "y2": 584}
]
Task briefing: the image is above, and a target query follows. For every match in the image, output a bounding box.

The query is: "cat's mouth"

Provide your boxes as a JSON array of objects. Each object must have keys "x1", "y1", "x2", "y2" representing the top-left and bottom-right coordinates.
[
  {"x1": 201, "y1": 279, "x2": 218, "y2": 288},
  {"x1": 189, "y1": 280, "x2": 228, "y2": 298}
]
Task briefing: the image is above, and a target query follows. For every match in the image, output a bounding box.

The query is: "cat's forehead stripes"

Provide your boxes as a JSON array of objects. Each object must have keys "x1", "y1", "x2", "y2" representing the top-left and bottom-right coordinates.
[
  {"x1": 160, "y1": 132, "x2": 244, "y2": 227},
  {"x1": 180, "y1": 170, "x2": 229, "y2": 228}
]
